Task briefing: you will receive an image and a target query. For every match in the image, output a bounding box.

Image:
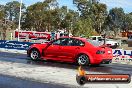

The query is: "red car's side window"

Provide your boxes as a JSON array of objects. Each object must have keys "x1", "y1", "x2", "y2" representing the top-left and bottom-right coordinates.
[
  {"x1": 68, "y1": 38, "x2": 85, "y2": 46},
  {"x1": 52, "y1": 39, "x2": 61, "y2": 45},
  {"x1": 52, "y1": 38, "x2": 85, "y2": 46},
  {"x1": 52, "y1": 38, "x2": 69, "y2": 46}
]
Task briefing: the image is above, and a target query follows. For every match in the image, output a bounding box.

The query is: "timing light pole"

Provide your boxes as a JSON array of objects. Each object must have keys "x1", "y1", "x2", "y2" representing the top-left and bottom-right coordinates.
[{"x1": 18, "y1": 0, "x2": 22, "y2": 41}]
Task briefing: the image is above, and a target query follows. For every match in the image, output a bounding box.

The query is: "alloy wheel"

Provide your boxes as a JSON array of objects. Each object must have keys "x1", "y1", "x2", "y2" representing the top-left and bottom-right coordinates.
[
  {"x1": 77, "y1": 54, "x2": 89, "y2": 65},
  {"x1": 30, "y1": 50, "x2": 40, "y2": 60}
]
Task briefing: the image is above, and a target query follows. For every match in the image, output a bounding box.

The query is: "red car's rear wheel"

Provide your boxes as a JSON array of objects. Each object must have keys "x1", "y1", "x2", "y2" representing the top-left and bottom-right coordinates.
[
  {"x1": 30, "y1": 49, "x2": 40, "y2": 60},
  {"x1": 77, "y1": 54, "x2": 90, "y2": 66}
]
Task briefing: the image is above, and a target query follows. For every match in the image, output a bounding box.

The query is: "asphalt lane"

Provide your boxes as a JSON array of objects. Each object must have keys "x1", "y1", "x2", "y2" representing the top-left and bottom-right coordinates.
[
  {"x1": 0, "y1": 74, "x2": 68, "y2": 88},
  {"x1": 0, "y1": 52, "x2": 132, "y2": 75},
  {"x1": 0, "y1": 52, "x2": 132, "y2": 88}
]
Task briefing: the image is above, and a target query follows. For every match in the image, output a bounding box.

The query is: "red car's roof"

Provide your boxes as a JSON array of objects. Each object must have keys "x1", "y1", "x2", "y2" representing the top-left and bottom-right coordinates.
[{"x1": 60, "y1": 36, "x2": 87, "y2": 41}]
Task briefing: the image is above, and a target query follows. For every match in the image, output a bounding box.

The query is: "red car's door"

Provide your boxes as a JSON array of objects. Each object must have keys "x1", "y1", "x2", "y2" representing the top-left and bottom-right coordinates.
[
  {"x1": 59, "y1": 46, "x2": 80, "y2": 62},
  {"x1": 44, "y1": 45, "x2": 60, "y2": 58},
  {"x1": 59, "y1": 38, "x2": 85, "y2": 62},
  {"x1": 44, "y1": 39, "x2": 62, "y2": 60}
]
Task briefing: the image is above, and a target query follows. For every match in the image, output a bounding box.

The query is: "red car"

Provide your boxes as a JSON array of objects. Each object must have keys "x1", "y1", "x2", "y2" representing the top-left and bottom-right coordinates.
[{"x1": 27, "y1": 37, "x2": 113, "y2": 65}]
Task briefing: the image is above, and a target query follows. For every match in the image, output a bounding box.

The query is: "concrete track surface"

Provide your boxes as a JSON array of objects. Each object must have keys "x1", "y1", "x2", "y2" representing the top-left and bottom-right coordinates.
[{"x1": 0, "y1": 52, "x2": 132, "y2": 88}]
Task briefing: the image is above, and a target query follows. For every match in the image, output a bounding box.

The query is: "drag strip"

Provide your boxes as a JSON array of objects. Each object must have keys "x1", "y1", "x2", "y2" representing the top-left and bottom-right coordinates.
[
  {"x1": 0, "y1": 74, "x2": 68, "y2": 88},
  {"x1": 0, "y1": 52, "x2": 132, "y2": 74},
  {"x1": 0, "y1": 52, "x2": 132, "y2": 88}
]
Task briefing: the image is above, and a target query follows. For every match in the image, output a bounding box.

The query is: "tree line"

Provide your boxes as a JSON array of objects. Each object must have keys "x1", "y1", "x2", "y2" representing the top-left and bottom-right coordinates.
[{"x1": 0, "y1": 0, "x2": 132, "y2": 38}]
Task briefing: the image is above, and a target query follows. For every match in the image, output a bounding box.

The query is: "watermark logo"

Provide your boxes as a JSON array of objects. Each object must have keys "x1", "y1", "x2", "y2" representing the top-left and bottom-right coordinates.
[{"x1": 76, "y1": 66, "x2": 131, "y2": 85}]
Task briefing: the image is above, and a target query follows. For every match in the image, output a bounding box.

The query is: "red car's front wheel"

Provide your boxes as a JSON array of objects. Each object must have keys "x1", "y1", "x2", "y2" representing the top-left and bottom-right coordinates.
[
  {"x1": 30, "y1": 49, "x2": 40, "y2": 60},
  {"x1": 77, "y1": 54, "x2": 90, "y2": 66}
]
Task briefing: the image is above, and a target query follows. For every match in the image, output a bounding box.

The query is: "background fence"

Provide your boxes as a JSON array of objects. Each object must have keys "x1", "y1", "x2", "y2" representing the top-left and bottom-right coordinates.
[
  {"x1": 0, "y1": 40, "x2": 34, "y2": 50},
  {"x1": 112, "y1": 49, "x2": 132, "y2": 64}
]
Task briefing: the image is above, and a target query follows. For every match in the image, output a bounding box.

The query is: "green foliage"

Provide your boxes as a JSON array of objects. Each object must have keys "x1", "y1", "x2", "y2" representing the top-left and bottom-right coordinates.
[
  {"x1": 0, "y1": 0, "x2": 132, "y2": 38},
  {"x1": 91, "y1": 3, "x2": 107, "y2": 34},
  {"x1": 5, "y1": 1, "x2": 26, "y2": 23},
  {"x1": 23, "y1": 1, "x2": 79, "y2": 33},
  {"x1": 73, "y1": 0, "x2": 107, "y2": 35},
  {"x1": 104, "y1": 7, "x2": 125, "y2": 36},
  {"x1": 123, "y1": 13, "x2": 132, "y2": 31},
  {"x1": 23, "y1": 0, "x2": 60, "y2": 31},
  {"x1": 73, "y1": 18, "x2": 93, "y2": 37},
  {"x1": 0, "y1": 5, "x2": 5, "y2": 20}
]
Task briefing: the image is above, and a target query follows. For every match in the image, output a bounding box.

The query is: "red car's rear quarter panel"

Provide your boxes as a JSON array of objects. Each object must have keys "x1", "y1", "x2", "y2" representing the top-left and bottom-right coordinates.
[
  {"x1": 103, "y1": 47, "x2": 113, "y2": 59},
  {"x1": 80, "y1": 41, "x2": 113, "y2": 64},
  {"x1": 76, "y1": 42, "x2": 101, "y2": 64},
  {"x1": 92, "y1": 47, "x2": 113, "y2": 64}
]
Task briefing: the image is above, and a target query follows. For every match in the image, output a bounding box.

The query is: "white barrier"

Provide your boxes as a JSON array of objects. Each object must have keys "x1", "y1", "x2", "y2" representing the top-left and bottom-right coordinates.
[
  {"x1": 0, "y1": 48, "x2": 27, "y2": 54},
  {"x1": 112, "y1": 49, "x2": 132, "y2": 64}
]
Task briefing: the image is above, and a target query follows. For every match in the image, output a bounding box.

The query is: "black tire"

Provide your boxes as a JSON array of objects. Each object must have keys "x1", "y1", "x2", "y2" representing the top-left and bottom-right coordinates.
[
  {"x1": 30, "y1": 49, "x2": 41, "y2": 61},
  {"x1": 77, "y1": 54, "x2": 90, "y2": 66}
]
